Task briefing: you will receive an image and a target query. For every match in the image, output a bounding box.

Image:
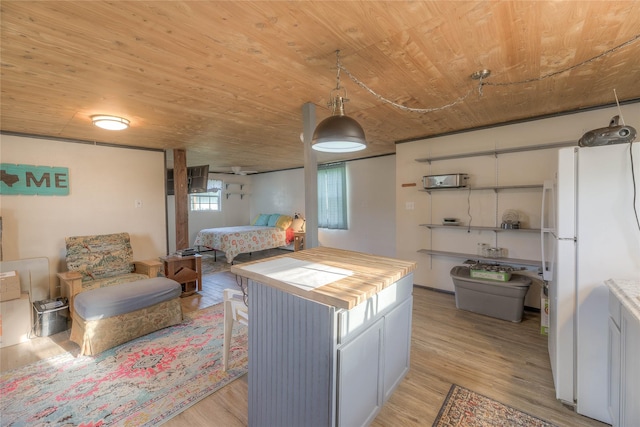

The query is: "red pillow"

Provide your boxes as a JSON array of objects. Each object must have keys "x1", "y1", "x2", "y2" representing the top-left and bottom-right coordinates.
[{"x1": 286, "y1": 227, "x2": 294, "y2": 244}]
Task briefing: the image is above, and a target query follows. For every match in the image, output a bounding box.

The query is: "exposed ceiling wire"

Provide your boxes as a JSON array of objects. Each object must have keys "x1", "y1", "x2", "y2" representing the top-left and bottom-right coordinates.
[
  {"x1": 338, "y1": 33, "x2": 640, "y2": 114},
  {"x1": 485, "y1": 33, "x2": 640, "y2": 87}
]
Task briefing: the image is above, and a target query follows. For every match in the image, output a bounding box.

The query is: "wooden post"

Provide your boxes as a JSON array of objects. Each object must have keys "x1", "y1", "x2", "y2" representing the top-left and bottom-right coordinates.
[{"x1": 173, "y1": 149, "x2": 189, "y2": 250}]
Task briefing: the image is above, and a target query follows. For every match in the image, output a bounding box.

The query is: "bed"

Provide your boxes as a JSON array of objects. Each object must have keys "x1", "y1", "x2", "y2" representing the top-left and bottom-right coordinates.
[{"x1": 194, "y1": 214, "x2": 295, "y2": 263}]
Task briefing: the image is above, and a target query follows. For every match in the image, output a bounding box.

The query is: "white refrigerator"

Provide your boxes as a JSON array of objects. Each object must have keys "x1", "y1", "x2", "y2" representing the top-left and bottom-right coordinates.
[{"x1": 542, "y1": 143, "x2": 640, "y2": 424}]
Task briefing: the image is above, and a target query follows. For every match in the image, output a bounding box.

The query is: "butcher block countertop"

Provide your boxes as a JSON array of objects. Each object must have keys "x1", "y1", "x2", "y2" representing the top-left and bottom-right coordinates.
[{"x1": 230, "y1": 247, "x2": 417, "y2": 310}]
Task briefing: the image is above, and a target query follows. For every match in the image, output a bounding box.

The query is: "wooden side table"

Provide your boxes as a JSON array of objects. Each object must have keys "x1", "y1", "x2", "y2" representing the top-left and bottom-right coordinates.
[
  {"x1": 293, "y1": 232, "x2": 305, "y2": 251},
  {"x1": 161, "y1": 254, "x2": 202, "y2": 297}
]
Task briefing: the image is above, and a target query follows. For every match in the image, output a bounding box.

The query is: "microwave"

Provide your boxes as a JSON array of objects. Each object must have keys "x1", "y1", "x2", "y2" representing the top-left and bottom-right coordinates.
[{"x1": 423, "y1": 173, "x2": 469, "y2": 189}]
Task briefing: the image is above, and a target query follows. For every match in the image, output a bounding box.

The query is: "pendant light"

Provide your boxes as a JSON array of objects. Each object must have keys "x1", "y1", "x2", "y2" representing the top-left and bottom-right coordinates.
[{"x1": 312, "y1": 51, "x2": 367, "y2": 153}]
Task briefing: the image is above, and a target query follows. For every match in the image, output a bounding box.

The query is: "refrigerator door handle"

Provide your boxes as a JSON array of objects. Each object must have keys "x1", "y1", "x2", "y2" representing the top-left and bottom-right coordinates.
[
  {"x1": 541, "y1": 180, "x2": 555, "y2": 281},
  {"x1": 541, "y1": 231, "x2": 547, "y2": 279},
  {"x1": 541, "y1": 230, "x2": 553, "y2": 281},
  {"x1": 541, "y1": 179, "x2": 555, "y2": 231}
]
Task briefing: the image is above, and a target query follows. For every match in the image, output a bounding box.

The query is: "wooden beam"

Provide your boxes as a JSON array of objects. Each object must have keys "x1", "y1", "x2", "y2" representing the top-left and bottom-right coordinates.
[{"x1": 173, "y1": 149, "x2": 189, "y2": 250}]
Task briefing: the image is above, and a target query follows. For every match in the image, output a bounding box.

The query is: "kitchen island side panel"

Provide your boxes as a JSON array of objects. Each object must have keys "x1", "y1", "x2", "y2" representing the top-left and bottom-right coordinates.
[{"x1": 248, "y1": 280, "x2": 336, "y2": 427}]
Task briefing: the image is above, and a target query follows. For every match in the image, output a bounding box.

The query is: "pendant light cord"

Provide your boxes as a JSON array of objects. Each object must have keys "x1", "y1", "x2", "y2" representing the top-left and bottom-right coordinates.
[
  {"x1": 630, "y1": 142, "x2": 640, "y2": 232},
  {"x1": 334, "y1": 50, "x2": 342, "y2": 91},
  {"x1": 339, "y1": 64, "x2": 476, "y2": 113}
]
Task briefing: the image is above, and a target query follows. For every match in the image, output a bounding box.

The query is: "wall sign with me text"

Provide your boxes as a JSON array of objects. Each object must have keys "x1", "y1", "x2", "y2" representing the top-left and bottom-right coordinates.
[{"x1": 0, "y1": 164, "x2": 70, "y2": 196}]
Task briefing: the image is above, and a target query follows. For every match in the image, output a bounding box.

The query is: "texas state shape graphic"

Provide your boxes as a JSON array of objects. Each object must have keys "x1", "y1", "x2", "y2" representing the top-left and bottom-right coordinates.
[{"x1": 0, "y1": 170, "x2": 20, "y2": 187}]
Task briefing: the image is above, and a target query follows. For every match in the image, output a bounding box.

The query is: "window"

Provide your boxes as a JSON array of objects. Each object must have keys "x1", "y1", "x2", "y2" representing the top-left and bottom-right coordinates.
[
  {"x1": 190, "y1": 178, "x2": 222, "y2": 211},
  {"x1": 318, "y1": 162, "x2": 347, "y2": 229}
]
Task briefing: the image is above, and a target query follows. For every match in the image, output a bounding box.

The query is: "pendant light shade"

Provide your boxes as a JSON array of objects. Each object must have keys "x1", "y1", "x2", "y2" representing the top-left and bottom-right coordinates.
[
  {"x1": 311, "y1": 50, "x2": 367, "y2": 153},
  {"x1": 312, "y1": 114, "x2": 367, "y2": 153}
]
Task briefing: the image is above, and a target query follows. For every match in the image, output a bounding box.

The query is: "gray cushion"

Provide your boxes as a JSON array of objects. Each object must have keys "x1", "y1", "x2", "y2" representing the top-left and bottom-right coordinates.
[{"x1": 74, "y1": 277, "x2": 181, "y2": 321}]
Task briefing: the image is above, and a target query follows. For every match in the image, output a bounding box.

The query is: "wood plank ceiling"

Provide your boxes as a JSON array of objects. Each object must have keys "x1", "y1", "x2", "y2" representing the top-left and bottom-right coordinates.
[{"x1": 2, "y1": 1, "x2": 639, "y2": 173}]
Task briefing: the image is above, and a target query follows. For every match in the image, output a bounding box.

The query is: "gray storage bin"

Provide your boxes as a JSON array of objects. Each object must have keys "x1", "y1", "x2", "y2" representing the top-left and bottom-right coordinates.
[{"x1": 450, "y1": 266, "x2": 531, "y2": 322}]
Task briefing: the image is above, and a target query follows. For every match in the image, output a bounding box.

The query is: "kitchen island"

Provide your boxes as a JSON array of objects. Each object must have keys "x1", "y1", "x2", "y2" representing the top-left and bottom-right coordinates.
[{"x1": 231, "y1": 247, "x2": 417, "y2": 427}]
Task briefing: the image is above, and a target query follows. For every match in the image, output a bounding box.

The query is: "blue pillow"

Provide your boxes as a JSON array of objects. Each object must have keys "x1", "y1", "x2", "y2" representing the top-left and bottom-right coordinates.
[
  {"x1": 267, "y1": 214, "x2": 280, "y2": 227},
  {"x1": 254, "y1": 214, "x2": 270, "y2": 226}
]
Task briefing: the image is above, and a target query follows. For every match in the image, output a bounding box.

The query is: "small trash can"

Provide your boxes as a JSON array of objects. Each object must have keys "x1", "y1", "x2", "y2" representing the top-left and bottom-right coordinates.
[
  {"x1": 32, "y1": 298, "x2": 70, "y2": 337},
  {"x1": 450, "y1": 266, "x2": 531, "y2": 322}
]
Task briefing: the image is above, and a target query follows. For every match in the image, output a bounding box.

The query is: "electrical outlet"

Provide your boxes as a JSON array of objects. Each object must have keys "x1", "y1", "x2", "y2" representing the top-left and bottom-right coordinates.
[{"x1": 405, "y1": 201, "x2": 414, "y2": 210}]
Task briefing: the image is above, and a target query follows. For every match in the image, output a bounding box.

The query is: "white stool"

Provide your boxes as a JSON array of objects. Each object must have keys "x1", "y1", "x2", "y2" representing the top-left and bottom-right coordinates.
[{"x1": 223, "y1": 288, "x2": 248, "y2": 370}]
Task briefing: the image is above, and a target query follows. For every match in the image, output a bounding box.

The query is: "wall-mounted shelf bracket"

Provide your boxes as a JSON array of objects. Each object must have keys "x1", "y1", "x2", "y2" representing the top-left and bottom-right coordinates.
[
  {"x1": 225, "y1": 182, "x2": 245, "y2": 190},
  {"x1": 226, "y1": 193, "x2": 246, "y2": 199}
]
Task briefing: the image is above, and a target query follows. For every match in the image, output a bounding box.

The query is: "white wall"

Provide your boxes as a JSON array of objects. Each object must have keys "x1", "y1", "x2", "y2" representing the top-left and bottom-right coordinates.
[
  {"x1": 251, "y1": 168, "x2": 306, "y2": 219},
  {"x1": 168, "y1": 155, "x2": 397, "y2": 258},
  {"x1": 319, "y1": 156, "x2": 397, "y2": 257},
  {"x1": 250, "y1": 155, "x2": 397, "y2": 257},
  {"x1": 396, "y1": 103, "x2": 640, "y2": 301},
  {"x1": 0, "y1": 134, "x2": 167, "y2": 298}
]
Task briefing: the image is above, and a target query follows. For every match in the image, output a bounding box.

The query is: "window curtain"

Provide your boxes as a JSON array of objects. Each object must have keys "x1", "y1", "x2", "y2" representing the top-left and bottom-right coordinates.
[
  {"x1": 318, "y1": 163, "x2": 347, "y2": 229},
  {"x1": 207, "y1": 178, "x2": 223, "y2": 193},
  {"x1": 190, "y1": 178, "x2": 222, "y2": 211}
]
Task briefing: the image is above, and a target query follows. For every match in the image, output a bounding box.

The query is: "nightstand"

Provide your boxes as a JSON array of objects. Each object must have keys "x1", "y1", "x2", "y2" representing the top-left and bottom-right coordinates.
[
  {"x1": 293, "y1": 232, "x2": 305, "y2": 251},
  {"x1": 161, "y1": 254, "x2": 202, "y2": 297}
]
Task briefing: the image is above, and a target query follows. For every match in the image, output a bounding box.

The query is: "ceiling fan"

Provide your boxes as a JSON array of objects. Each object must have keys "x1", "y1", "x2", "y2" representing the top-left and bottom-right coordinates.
[
  {"x1": 211, "y1": 166, "x2": 258, "y2": 175},
  {"x1": 230, "y1": 166, "x2": 258, "y2": 175}
]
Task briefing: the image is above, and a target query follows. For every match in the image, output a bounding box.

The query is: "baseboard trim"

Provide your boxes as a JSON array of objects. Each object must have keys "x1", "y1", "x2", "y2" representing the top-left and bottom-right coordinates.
[{"x1": 412, "y1": 284, "x2": 541, "y2": 312}]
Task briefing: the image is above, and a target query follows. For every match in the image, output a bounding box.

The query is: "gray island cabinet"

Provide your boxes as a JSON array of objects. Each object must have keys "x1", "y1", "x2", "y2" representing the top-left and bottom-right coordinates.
[{"x1": 231, "y1": 247, "x2": 417, "y2": 427}]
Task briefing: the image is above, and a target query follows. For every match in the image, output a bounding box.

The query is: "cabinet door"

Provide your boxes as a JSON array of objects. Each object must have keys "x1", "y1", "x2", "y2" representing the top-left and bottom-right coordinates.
[
  {"x1": 383, "y1": 296, "x2": 413, "y2": 401},
  {"x1": 608, "y1": 316, "x2": 621, "y2": 426},
  {"x1": 337, "y1": 318, "x2": 383, "y2": 427},
  {"x1": 621, "y1": 307, "x2": 640, "y2": 427}
]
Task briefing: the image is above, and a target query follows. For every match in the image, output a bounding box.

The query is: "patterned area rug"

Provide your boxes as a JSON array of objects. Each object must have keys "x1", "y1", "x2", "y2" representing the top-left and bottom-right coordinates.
[
  {"x1": 200, "y1": 253, "x2": 232, "y2": 275},
  {"x1": 433, "y1": 384, "x2": 558, "y2": 427},
  {"x1": 0, "y1": 304, "x2": 247, "y2": 426}
]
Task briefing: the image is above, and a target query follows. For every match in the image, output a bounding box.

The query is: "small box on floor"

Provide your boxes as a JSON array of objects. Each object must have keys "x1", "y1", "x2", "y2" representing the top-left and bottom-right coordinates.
[
  {"x1": 0, "y1": 293, "x2": 31, "y2": 347},
  {"x1": 0, "y1": 270, "x2": 21, "y2": 302},
  {"x1": 33, "y1": 298, "x2": 70, "y2": 337}
]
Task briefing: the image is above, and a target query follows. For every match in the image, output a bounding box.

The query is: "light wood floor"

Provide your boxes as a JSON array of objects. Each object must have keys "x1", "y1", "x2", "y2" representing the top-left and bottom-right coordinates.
[
  {"x1": 1, "y1": 272, "x2": 609, "y2": 427},
  {"x1": 164, "y1": 286, "x2": 608, "y2": 427}
]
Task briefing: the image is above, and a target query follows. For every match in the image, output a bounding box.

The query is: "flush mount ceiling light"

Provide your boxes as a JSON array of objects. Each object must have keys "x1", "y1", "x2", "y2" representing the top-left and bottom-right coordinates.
[
  {"x1": 311, "y1": 50, "x2": 367, "y2": 153},
  {"x1": 91, "y1": 115, "x2": 130, "y2": 131}
]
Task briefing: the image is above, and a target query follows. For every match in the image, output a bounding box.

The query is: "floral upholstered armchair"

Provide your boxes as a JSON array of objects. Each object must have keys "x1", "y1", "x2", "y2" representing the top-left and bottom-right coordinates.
[{"x1": 57, "y1": 232, "x2": 161, "y2": 318}]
